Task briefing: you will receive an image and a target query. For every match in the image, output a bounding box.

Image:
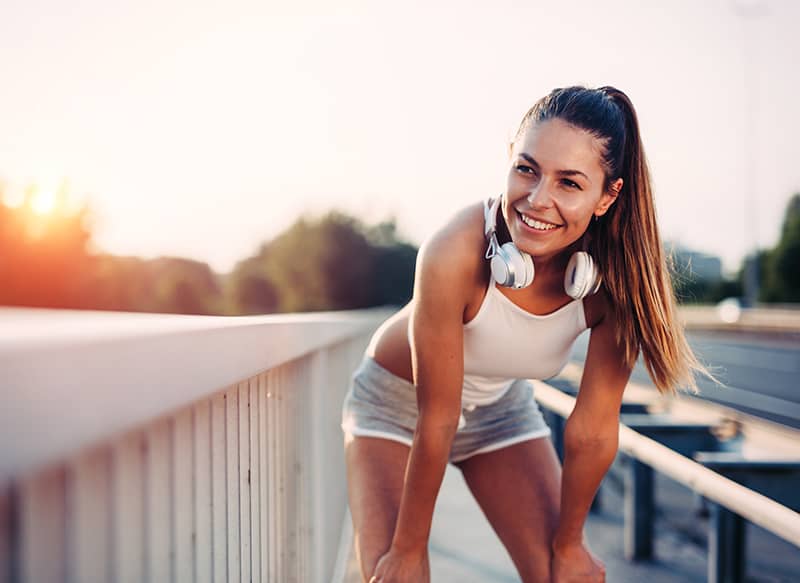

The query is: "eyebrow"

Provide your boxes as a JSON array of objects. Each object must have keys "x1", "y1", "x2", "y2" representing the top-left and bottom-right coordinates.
[{"x1": 518, "y1": 153, "x2": 591, "y2": 183}]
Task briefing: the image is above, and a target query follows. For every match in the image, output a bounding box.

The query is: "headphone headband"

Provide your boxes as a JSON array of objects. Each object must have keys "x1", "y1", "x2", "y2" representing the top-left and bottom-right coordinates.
[{"x1": 483, "y1": 195, "x2": 502, "y2": 241}]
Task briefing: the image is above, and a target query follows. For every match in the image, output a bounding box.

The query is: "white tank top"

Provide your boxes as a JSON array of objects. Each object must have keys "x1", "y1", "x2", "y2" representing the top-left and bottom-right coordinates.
[{"x1": 461, "y1": 275, "x2": 588, "y2": 407}]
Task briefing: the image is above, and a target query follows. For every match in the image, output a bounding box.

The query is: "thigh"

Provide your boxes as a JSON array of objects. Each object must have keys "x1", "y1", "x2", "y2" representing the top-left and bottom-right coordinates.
[
  {"x1": 455, "y1": 436, "x2": 561, "y2": 583},
  {"x1": 345, "y1": 435, "x2": 411, "y2": 582}
]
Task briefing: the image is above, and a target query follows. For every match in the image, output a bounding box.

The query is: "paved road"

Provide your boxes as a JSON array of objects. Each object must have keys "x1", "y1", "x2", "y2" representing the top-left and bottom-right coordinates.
[{"x1": 570, "y1": 329, "x2": 800, "y2": 429}]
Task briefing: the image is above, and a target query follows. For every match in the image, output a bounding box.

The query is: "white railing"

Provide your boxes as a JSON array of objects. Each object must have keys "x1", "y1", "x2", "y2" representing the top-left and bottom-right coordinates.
[
  {"x1": 533, "y1": 382, "x2": 800, "y2": 546},
  {"x1": 0, "y1": 307, "x2": 391, "y2": 583}
]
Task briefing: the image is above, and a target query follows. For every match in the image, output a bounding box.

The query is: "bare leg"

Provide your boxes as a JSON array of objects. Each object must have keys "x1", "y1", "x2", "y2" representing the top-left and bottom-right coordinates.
[
  {"x1": 454, "y1": 436, "x2": 562, "y2": 583},
  {"x1": 344, "y1": 435, "x2": 412, "y2": 582}
]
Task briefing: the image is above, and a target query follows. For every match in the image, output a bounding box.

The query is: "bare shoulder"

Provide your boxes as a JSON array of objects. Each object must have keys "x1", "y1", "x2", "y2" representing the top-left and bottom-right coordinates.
[
  {"x1": 413, "y1": 200, "x2": 488, "y2": 318},
  {"x1": 417, "y1": 201, "x2": 486, "y2": 280}
]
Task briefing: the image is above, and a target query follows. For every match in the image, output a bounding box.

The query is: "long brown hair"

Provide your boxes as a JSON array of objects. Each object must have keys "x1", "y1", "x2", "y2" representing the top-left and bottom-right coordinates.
[{"x1": 515, "y1": 86, "x2": 713, "y2": 395}]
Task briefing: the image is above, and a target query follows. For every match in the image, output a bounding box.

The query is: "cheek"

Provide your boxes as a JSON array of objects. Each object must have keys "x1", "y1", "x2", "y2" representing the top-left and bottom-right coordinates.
[
  {"x1": 559, "y1": 197, "x2": 600, "y2": 224},
  {"x1": 506, "y1": 172, "x2": 523, "y2": 189}
]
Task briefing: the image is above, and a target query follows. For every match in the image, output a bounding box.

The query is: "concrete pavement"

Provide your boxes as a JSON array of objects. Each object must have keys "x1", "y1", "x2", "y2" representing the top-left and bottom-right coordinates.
[{"x1": 343, "y1": 458, "x2": 727, "y2": 582}]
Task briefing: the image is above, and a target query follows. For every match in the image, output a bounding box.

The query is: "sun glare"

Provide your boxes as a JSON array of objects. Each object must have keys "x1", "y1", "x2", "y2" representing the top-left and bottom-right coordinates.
[
  {"x1": 1, "y1": 184, "x2": 25, "y2": 209},
  {"x1": 30, "y1": 187, "x2": 58, "y2": 215}
]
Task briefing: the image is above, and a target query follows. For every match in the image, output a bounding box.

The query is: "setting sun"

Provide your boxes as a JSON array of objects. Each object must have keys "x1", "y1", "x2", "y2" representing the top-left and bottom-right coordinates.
[{"x1": 30, "y1": 186, "x2": 58, "y2": 215}]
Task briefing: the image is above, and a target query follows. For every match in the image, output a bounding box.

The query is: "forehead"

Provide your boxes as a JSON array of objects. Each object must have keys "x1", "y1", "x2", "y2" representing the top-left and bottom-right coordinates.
[{"x1": 513, "y1": 118, "x2": 606, "y2": 177}]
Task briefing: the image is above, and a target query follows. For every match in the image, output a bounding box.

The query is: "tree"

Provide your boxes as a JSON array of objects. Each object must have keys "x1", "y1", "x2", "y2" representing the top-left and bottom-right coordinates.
[
  {"x1": 760, "y1": 194, "x2": 800, "y2": 302},
  {"x1": 227, "y1": 211, "x2": 418, "y2": 314}
]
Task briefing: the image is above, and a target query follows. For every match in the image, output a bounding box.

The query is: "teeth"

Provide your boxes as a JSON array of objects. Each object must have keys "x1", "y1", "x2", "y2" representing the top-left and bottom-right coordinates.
[{"x1": 519, "y1": 213, "x2": 559, "y2": 230}]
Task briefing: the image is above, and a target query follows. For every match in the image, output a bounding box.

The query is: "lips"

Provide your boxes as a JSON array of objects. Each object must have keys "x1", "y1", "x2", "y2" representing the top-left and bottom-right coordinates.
[{"x1": 516, "y1": 209, "x2": 562, "y2": 231}]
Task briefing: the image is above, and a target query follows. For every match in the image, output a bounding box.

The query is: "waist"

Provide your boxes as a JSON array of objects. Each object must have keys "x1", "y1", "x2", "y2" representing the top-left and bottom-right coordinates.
[{"x1": 356, "y1": 356, "x2": 519, "y2": 407}]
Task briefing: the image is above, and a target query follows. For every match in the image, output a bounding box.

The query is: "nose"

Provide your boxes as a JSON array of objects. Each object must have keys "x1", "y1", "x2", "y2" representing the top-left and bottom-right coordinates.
[{"x1": 526, "y1": 183, "x2": 554, "y2": 208}]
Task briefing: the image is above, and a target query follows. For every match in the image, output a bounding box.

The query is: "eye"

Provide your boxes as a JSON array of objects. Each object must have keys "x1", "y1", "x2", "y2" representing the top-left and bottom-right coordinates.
[
  {"x1": 515, "y1": 164, "x2": 536, "y2": 175},
  {"x1": 562, "y1": 179, "x2": 581, "y2": 190}
]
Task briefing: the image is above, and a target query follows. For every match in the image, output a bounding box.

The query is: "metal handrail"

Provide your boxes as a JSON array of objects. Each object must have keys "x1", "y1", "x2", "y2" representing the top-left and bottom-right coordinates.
[{"x1": 533, "y1": 382, "x2": 800, "y2": 547}]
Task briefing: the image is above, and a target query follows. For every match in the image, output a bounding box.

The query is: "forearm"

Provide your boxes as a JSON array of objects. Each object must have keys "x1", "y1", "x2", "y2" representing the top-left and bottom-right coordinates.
[
  {"x1": 554, "y1": 429, "x2": 618, "y2": 548},
  {"x1": 390, "y1": 418, "x2": 457, "y2": 553}
]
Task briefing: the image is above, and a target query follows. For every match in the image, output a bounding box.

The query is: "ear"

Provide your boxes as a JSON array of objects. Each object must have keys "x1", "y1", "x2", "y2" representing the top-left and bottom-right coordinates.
[{"x1": 594, "y1": 178, "x2": 622, "y2": 217}]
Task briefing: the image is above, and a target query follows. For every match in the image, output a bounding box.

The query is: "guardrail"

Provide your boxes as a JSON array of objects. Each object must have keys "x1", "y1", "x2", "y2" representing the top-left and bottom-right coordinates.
[
  {"x1": 534, "y1": 382, "x2": 800, "y2": 583},
  {"x1": 0, "y1": 307, "x2": 390, "y2": 583}
]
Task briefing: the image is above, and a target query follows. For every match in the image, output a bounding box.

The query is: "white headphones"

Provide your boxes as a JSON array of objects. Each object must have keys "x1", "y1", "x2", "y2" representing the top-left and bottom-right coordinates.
[{"x1": 483, "y1": 195, "x2": 602, "y2": 298}]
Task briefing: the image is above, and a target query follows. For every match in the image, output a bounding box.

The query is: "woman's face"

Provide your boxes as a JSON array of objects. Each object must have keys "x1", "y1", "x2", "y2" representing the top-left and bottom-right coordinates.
[{"x1": 503, "y1": 117, "x2": 621, "y2": 262}]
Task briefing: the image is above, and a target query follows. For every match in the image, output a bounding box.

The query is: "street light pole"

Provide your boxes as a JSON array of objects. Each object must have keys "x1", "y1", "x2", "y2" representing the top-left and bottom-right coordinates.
[{"x1": 730, "y1": 0, "x2": 768, "y2": 306}]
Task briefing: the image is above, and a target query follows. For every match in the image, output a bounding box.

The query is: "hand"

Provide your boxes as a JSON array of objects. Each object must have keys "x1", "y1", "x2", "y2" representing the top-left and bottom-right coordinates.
[
  {"x1": 550, "y1": 542, "x2": 605, "y2": 583},
  {"x1": 369, "y1": 546, "x2": 430, "y2": 583}
]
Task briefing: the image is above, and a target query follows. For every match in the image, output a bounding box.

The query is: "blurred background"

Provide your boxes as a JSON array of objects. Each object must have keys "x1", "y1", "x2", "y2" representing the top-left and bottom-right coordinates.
[{"x1": 1, "y1": 0, "x2": 798, "y2": 315}]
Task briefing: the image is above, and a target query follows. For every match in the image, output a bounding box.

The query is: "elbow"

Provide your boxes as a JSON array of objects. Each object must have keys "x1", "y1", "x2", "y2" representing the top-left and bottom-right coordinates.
[{"x1": 563, "y1": 418, "x2": 619, "y2": 456}]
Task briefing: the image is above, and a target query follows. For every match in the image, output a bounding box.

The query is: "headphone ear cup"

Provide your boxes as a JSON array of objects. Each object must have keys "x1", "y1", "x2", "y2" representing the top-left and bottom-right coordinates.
[
  {"x1": 495, "y1": 242, "x2": 534, "y2": 289},
  {"x1": 490, "y1": 251, "x2": 511, "y2": 286},
  {"x1": 519, "y1": 249, "x2": 535, "y2": 288},
  {"x1": 565, "y1": 251, "x2": 600, "y2": 299}
]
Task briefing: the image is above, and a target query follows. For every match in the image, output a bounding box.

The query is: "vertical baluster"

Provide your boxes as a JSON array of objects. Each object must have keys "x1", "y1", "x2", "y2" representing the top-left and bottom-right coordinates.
[
  {"x1": 259, "y1": 372, "x2": 270, "y2": 583},
  {"x1": 266, "y1": 369, "x2": 279, "y2": 582},
  {"x1": 145, "y1": 419, "x2": 173, "y2": 582},
  {"x1": 112, "y1": 432, "x2": 145, "y2": 583},
  {"x1": 211, "y1": 392, "x2": 228, "y2": 583},
  {"x1": 226, "y1": 388, "x2": 241, "y2": 583},
  {"x1": 194, "y1": 399, "x2": 213, "y2": 583},
  {"x1": 174, "y1": 409, "x2": 194, "y2": 583},
  {"x1": 69, "y1": 448, "x2": 112, "y2": 583},
  {"x1": 277, "y1": 366, "x2": 287, "y2": 581},
  {"x1": 0, "y1": 481, "x2": 13, "y2": 583},
  {"x1": 250, "y1": 377, "x2": 262, "y2": 583},
  {"x1": 239, "y1": 382, "x2": 251, "y2": 583},
  {"x1": 20, "y1": 467, "x2": 67, "y2": 583}
]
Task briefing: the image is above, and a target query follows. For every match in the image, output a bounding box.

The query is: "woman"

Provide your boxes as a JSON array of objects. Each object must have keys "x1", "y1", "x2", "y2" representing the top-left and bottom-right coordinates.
[{"x1": 341, "y1": 86, "x2": 710, "y2": 583}]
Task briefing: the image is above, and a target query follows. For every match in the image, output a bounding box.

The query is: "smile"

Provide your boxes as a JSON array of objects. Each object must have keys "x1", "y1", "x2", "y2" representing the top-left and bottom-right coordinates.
[{"x1": 517, "y1": 211, "x2": 561, "y2": 231}]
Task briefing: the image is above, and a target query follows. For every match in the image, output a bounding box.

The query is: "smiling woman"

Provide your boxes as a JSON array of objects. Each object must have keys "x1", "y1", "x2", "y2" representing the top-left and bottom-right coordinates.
[
  {"x1": 503, "y1": 118, "x2": 621, "y2": 263},
  {"x1": 340, "y1": 86, "x2": 715, "y2": 583}
]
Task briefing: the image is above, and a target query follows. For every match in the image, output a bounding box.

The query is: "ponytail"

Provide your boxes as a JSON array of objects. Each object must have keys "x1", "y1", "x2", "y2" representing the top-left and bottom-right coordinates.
[{"x1": 597, "y1": 88, "x2": 712, "y2": 394}]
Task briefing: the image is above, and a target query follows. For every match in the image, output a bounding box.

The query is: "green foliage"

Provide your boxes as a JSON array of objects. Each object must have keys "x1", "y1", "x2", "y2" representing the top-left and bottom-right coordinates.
[
  {"x1": 61, "y1": 254, "x2": 223, "y2": 314},
  {"x1": 227, "y1": 211, "x2": 417, "y2": 314},
  {"x1": 761, "y1": 194, "x2": 800, "y2": 302}
]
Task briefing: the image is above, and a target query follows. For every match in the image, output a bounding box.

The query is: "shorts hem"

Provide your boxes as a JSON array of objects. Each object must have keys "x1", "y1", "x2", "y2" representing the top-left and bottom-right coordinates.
[
  {"x1": 449, "y1": 428, "x2": 552, "y2": 463},
  {"x1": 343, "y1": 427, "x2": 414, "y2": 448}
]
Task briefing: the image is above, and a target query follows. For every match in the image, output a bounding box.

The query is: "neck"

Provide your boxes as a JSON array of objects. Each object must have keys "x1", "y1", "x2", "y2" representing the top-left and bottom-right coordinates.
[{"x1": 530, "y1": 250, "x2": 571, "y2": 280}]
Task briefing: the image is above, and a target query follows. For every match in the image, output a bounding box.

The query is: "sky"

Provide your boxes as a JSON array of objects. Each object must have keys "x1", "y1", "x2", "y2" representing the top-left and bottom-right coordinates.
[{"x1": 1, "y1": 0, "x2": 798, "y2": 276}]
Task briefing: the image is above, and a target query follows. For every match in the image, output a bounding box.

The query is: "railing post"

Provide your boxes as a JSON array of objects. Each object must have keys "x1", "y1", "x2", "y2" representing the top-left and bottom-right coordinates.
[
  {"x1": 709, "y1": 502, "x2": 746, "y2": 583},
  {"x1": 310, "y1": 348, "x2": 329, "y2": 583},
  {"x1": 624, "y1": 457, "x2": 654, "y2": 560},
  {"x1": 0, "y1": 482, "x2": 18, "y2": 583}
]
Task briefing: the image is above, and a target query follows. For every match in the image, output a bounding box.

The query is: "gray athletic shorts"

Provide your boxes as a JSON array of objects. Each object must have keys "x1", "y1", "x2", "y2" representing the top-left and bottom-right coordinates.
[{"x1": 340, "y1": 356, "x2": 552, "y2": 463}]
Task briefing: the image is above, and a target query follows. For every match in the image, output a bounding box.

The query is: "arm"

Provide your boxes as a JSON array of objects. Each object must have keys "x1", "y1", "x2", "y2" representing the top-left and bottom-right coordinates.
[
  {"x1": 554, "y1": 295, "x2": 634, "y2": 552},
  {"x1": 389, "y1": 232, "x2": 471, "y2": 553}
]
